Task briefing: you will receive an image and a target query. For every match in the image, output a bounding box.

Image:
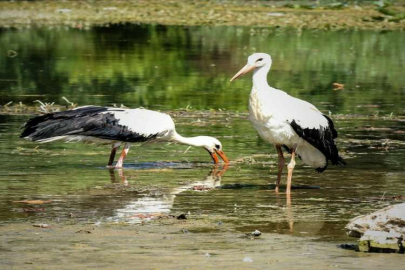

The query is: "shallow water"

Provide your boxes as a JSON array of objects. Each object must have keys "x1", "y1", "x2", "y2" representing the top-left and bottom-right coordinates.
[{"x1": 0, "y1": 25, "x2": 404, "y2": 268}]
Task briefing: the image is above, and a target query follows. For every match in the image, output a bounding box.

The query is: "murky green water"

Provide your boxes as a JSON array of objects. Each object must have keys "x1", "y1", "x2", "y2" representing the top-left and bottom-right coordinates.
[{"x1": 1, "y1": 25, "x2": 404, "y2": 268}]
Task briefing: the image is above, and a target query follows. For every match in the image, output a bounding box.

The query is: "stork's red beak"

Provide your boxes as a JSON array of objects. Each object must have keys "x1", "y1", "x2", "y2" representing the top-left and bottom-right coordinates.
[
  {"x1": 210, "y1": 150, "x2": 229, "y2": 164},
  {"x1": 230, "y1": 63, "x2": 256, "y2": 82}
]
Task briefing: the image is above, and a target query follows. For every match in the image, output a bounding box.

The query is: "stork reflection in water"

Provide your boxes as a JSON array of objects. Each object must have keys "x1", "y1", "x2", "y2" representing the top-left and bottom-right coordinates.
[{"x1": 108, "y1": 164, "x2": 228, "y2": 223}]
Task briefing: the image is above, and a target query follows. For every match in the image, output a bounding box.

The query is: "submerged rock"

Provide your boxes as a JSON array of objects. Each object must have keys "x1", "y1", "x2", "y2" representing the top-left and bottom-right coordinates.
[{"x1": 345, "y1": 203, "x2": 405, "y2": 253}]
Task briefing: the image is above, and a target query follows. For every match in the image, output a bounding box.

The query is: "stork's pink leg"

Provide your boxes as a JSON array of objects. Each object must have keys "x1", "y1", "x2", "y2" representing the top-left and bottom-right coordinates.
[
  {"x1": 107, "y1": 142, "x2": 121, "y2": 168},
  {"x1": 286, "y1": 144, "x2": 298, "y2": 196},
  {"x1": 275, "y1": 145, "x2": 285, "y2": 193},
  {"x1": 115, "y1": 143, "x2": 130, "y2": 168}
]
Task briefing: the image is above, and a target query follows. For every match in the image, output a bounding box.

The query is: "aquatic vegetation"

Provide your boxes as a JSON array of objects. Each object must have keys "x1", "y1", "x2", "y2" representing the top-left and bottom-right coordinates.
[{"x1": 0, "y1": 0, "x2": 404, "y2": 30}]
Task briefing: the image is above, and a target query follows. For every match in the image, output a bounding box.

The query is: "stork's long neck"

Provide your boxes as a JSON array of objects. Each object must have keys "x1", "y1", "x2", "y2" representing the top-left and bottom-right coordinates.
[
  {"x1": 171, "y1": 132, "x2": 204, "y2": 147},
  {"x1": 252, "y1": 64, "x2": 271, "y2": 92}
]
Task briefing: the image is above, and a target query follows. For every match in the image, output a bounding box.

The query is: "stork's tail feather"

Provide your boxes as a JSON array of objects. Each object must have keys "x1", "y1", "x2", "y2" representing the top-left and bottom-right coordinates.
[
  {"x1": 20, "y1": 106, "x2": 110, "y2": 142},
  {"x1": 20, "y1": 114, "x2": 52, "y2": 141}
]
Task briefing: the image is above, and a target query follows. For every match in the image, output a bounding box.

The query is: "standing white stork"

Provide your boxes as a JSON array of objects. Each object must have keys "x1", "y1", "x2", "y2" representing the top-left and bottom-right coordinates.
[
  {"x1": 230, "y1": 53, "x2": 345, "y2": 195},
  {"x1": 20, "y1": 106, "x2": 229, "y2": 168}
]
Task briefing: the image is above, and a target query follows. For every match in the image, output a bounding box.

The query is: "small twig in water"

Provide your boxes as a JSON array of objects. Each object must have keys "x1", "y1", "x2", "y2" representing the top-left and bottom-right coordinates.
[
  {"x1": 183, "y1": 146, "x2": 192, "y2": 155},
  {"x1": 380, "y1": 191, "x2": 386, "y2": 201}
]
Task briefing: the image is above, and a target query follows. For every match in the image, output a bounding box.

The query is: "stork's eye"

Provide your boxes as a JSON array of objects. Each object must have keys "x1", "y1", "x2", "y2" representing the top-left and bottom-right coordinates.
[
  {"x1": 215, "y1": 144, "x2": 221, "y2": 150},
  {"x1": 256, "y1": 58, "x2": 263, "y2": 62}
]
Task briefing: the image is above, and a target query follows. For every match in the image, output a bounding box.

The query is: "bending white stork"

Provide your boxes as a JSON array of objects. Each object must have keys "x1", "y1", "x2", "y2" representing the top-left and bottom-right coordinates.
[
  {"x1": 230, "y1": 53, "x2": 345, "y2": 194},
  {"x1": 20, "y1": 106, "x2": 229, "y2": 168}
]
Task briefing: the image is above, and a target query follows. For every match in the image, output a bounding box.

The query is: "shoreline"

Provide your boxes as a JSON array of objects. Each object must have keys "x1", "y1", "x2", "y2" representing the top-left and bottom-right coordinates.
[{"x1": 0, "y1": 1, "x2": 404, "y2": 31}]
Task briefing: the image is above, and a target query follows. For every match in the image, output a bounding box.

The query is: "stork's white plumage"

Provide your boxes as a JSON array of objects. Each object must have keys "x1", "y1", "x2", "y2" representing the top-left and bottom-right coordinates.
[
  {"x1": 21, "y1": 106, "x2": 229, "y2": 168},
  {"x1": 231, "y1": 53, "x2": 345, "y2": 195}
]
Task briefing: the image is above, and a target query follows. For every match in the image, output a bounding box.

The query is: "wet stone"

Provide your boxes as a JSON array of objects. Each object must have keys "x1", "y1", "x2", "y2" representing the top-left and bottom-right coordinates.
[
  {"x1": 251, "y1": 230, "x2": 261, "y2": 237},
  {"x1": 33, "y1": 224, "x2": 49, "y2": 228},
  {"x1": 345, "y1": 203, "x2": 405, "y2": 253},
  {"x1": 241, "y1": 230, "x2": 262, "y2": 240}
]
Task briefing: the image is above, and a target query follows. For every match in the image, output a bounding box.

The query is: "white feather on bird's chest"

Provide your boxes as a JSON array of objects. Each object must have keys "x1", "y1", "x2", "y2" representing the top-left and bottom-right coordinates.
[{"x1": 248, "y1": 87, "x2": 298, "y2": 147}]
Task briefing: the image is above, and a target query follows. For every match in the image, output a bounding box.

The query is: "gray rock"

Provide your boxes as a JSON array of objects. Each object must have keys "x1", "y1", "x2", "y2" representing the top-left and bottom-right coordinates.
[{"x1": 345, "y1": 203, "x2": 405, "y2": 253}]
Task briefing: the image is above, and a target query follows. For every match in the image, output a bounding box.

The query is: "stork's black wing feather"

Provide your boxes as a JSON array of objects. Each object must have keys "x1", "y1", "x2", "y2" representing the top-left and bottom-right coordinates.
[
  {"x1": 20, "y1": 106, "x2": 158, "y2": 143},
  {"x1": 289, "y1": 114, "x2": 346, "y2": 166},
  {"x1": 322, "y1": 114, "x2": 338, "y2": 139}
]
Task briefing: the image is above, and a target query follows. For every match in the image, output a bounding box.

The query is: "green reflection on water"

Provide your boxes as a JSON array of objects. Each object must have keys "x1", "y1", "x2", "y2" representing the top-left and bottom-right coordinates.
[{"x1": 1, "y1": 25, "x2": 404, "y2": 115}]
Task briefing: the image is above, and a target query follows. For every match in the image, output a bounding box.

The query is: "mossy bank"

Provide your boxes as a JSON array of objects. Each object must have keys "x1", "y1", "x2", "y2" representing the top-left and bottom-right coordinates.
[{"x1": 0, "y1": 0, "x2": 404, "y2": 30}]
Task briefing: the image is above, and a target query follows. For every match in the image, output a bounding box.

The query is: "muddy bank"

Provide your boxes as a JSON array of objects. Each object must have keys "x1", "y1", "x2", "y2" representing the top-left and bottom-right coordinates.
[
  {"x1": 0, "y1": 0, "x2": 404, "y2": 30},
  {"x1": 0, "y1": 221, "x2": 403, "y2": 269}
]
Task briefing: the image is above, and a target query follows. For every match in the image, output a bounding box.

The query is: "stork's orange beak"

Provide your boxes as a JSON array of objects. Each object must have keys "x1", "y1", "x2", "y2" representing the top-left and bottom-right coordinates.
[
  {"x1": 230, "y1": 63, "x2": 256, "y2": 82},
  {"x1": 216, "y1": 149, "x2": 229, "y2": 164},
  {"x1": 210, "y1": 152, "x2": 219, "y2": 164},
  {"x1": 210, "y1": 150, "x2": 229, "y2": 164}
]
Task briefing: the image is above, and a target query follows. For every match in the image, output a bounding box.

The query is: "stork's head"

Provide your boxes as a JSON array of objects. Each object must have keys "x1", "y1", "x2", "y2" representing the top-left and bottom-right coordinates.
[
  {"x1": 198, "y1": 136, "x2": 229, "y2": 164},
  {"x1": 230, "y1": 53, "x2": 272, "y2": 81}
]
